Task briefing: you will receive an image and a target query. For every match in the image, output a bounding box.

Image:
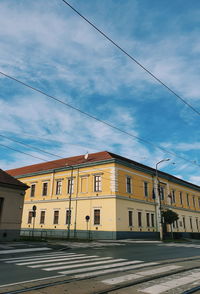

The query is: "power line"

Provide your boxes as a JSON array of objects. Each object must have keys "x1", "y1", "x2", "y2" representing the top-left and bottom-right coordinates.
[
  {"x1": 0, "y1": 134, "x2": 63, "y2": 159},
  {"x1": 0, "y1": 143, "x2": 47, "y2": 162},
  {"x1": 61, "y1": 0, "x2": 200, "y2": 117},
  {"x1": 0, "y1": 70, "x2": 200, "y2": 169},
  {"x1": 0, "y1": 142, "x2": 168, "y2": 191}
]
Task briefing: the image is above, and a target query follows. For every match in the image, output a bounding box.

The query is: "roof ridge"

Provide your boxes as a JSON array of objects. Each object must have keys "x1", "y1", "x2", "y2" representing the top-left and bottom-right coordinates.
[{"x1": 6, "y1": 151, "x2": 113, "y2": 177}]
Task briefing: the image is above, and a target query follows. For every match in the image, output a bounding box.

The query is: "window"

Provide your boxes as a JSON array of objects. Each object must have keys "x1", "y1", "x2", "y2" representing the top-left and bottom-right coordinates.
[
  {"x1": 0, "y1": 197, "x2": 4, "y2": 220},
  {"x1": 126, "y1": 176, "x2": 132, "y2": 193},
  {"x1": 94, "y1": 209, "x2": 100, "y2": 225},
  {"x1": 30, "y1": 184, "x2": 36, "y2": 197},
  {"x1": 66, "y1": 209, "x2": 71, "y2": 225},
  {"x1": 28, "y1": 211, "x2": 33, "y2": 224},
  {"x1": 94, "y1": 175, "x2": 102, "y2": 192},
  {"x1": 67, "y1": 178, "x2": 74, "y2": 194},
  {"x1": 151, "y1": 214, "x2": 155, "y2": 227},
  {"x1": 42, "y1": 183, "x2": 48, "y2": 196},
  {"x1": 128, "y1": 211, "x2": 133, "y2": 226},
  {"x1": 176, "y1": 220, "x2": 178, "y2": 228},
  {"x1": 56, "y1": 181, "x2": 62, "y2": 195},
  {"x1": 196, "y1": 218, "x2": 199, "y2": 231},
  {"x1": 53, "y1": 210, "x2": 59, "y2": 224},
  {"x1": 146, "y1": 213, "x2": 150, "y2": 227},
  {"x1": 144, "y1": 182, "x2": 148, "y2": 197},
  {"x1": 198, "y1": 197, "x2": 200, "y2": 208},
  {"x1": 183, "y1": 216, "x2": 186, "y2": 230},
  {"x1": 190, "y1": 217, "x2": 193, "y2": 230},
  {"x1": 159, "y1": 186, "x2": 165, "y2": 200},
  {"x1": 187, "y1": 194, "x2": 190, "y2": 207},
  {"x1": 40, "y1": 211, "x2": 45, "y2": 224},
  {"x1": 138, "y1": 211, "x2": 142, "y2": 227},
  {"x1": 179, "y1": 192, "x2": 183, "y2": 205},
  {"x1": 193, "y1": 196, "x2": 196, "y2": 208},
  {"x1": 173, "y1": 220, "x2": 178, "y2": 229},
  {"x1": 171, "y1": 190, "x2": 175, "y2": 203}
]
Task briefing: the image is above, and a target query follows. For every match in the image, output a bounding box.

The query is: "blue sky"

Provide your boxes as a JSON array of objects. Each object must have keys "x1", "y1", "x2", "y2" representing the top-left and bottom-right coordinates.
[{"x1": 1, "y1": 0, "x2": 200, "y2": 184}]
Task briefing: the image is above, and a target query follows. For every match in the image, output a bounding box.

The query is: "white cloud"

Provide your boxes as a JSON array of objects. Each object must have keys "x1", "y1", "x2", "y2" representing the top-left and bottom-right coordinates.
[
  {"x1": 189, "y1": 176, "x2": 200, "y2": 186},
  {"x1": 0, "y1": 0, "x2": 200, "y2": 185}
]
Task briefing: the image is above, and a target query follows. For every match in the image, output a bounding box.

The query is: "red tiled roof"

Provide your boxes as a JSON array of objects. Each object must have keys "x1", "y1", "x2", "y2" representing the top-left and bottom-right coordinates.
[
  {"x1": 6, "y1": 151, "x2": 114, "y2": 177},
  {"x1": 0, "y1": 169, "x2": 28, "y2": 189}
]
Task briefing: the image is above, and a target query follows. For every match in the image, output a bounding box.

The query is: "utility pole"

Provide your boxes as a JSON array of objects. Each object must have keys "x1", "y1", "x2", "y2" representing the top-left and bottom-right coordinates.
[{"x1": 155, "y1": 159, "x2": 170, "y2": 241}]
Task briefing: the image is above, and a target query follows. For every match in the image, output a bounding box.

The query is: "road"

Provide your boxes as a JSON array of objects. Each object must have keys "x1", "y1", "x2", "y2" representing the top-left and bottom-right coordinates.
[{"x1": 0, "y1": 240, "x2": 200, "y2": 293}]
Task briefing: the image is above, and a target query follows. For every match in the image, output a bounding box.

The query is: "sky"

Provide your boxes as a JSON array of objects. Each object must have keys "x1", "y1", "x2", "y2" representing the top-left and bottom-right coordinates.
[{"x1": 0, "y1": 0, "x2": 200, "y2": 184}]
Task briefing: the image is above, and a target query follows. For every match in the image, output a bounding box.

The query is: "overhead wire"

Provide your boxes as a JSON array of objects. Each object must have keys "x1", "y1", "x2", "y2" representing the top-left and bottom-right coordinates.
[
  {"x1": 0, "y1": 134, "x2": 63, "y2": 159},
  {"x1": 0, "y1": 71, "x2": 200, "y2": 169},
  {"x1": 0, "y1": 143, "x2": 47, "y2": 162},
  {"x1": 0, "y1": 141, "x2": 155, "y2": 191},
  {"x1": 61, "y1": 0, "x2": 200, "y2": 117},
  {"x1": 2, "y1": 139, "x2": 199, "y2": 194}
]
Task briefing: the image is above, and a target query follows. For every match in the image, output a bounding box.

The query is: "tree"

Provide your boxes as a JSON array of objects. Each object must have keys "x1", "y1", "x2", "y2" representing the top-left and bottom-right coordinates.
[{"x1": 162, "y1": 209, "x2": 179, "y2": 239}]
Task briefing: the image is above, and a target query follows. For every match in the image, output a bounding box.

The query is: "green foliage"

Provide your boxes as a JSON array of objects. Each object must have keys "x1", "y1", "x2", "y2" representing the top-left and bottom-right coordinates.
[{"x1": 162, "y1": 209, "x2": 179, "y2": 225}]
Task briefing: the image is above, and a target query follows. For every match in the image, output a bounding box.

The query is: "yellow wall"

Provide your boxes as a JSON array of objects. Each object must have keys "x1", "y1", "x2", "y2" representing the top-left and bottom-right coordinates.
[{"x1": 18, "y1": 160, "x2": 200, "y2": 236}]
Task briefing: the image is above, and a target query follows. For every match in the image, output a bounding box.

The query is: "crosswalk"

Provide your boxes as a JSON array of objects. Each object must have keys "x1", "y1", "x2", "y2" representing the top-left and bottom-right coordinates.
[
  {"x1": 53, "y1": 241, "x2": 126, "y2": 249},
  {"x1": 2, "y1": 251, "x2": 158, "y2": 279},
  {"x1": 158, "y1": 243, "x2": 200, "y2": 249},
  {"x1": 0, "y1": 247, "x2": 52, "y2": 255},
  {"x1": 2, "y1": 251, "x2": 200, "y2": 293},
  {"x1": 137, "y1": 269, "x2": 200, "y2": 294}
]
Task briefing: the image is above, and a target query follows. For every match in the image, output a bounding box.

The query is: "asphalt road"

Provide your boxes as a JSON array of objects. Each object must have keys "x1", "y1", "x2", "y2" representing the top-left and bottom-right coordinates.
[{"x1": 1, "y1": 240, "x2": 200, "y2": 293}]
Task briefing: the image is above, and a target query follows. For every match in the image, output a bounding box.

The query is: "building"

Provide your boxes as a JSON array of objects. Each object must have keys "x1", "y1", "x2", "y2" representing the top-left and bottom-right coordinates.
[
  {"x1": 6, "y1": 151, "x2": 200, "y2": 240},
  {"x1": 0, "y1": 169, "x2": 28, "y2": 241}
]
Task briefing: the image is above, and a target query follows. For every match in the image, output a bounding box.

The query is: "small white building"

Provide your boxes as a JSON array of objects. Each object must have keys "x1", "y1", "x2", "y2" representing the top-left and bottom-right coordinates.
[{"x1": 0, "y1": 169, "x2": 28, "y2": 241}]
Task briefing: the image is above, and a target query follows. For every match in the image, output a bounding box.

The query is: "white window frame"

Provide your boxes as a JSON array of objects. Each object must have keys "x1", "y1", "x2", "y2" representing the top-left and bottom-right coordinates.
[
  {"x1": 40, "y1": 211, "x2": 46, "y2": 224},
  {"x1": 66, "y1": 209, "x2": 71, "y2": 225},
  {"x1": 67, "y1": 178, "x2": 74, "y2": 194},
  {"x1": 42, "y1": 182, "x2": 48, "y2": 196},
  {"x1": 93, "y1": 208, "x2": 101, "y2": 225},
  {"x1": 94, "y1": 175, "x2": 102, "y2": 192},
  {"x1": 53, "y1": 210, "x2": 59, "y2": 224},
  {"x1": 128, "y1": 210, "x2": 133, "y2": 227},
  {"x1": 55, "y1": 180, "x2": 62, "y2": 195},
  {"x1": 144, "y1": 182, "x2": 148, "y2": 197},
  {"x1": 30, "y1": 184, "x2": 36, "y2": 197},
  {"x1": 126, "y1": 176, "x2": 132, "y2": 193}
]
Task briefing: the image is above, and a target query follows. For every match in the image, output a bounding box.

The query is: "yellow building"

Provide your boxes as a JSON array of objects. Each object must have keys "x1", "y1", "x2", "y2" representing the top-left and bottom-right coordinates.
[{"x1": 6, "y1": 151, "x2": 200, "y2": 240}]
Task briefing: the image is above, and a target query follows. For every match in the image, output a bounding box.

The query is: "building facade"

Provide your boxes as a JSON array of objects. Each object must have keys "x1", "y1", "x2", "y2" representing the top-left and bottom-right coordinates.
[
  {"x1": 7, "y1": 151, "x2": 200, "y2": 240},
  {"x1": 0, "y1": 169, "x2": 28, "y2": 241}
]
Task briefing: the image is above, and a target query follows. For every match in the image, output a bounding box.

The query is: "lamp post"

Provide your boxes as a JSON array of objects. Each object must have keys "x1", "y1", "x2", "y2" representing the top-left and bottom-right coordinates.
[
  {"x1": 155, "y1": 159, "x2": 170, "y2": 241},
  {"x1": 67, "y1": 165, "x2": 74, "y2": 239},
  {"x1": 66, "y1": 152, "x2": 89, "y2": 239}
]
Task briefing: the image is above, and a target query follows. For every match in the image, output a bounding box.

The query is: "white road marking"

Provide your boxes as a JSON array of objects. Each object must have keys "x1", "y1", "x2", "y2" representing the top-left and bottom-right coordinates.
[
  {"x1": 1, "y1": 252, "x2": 75, "y2": 262},
  {"x1": 0, "y1": 247, "x2": 52, "y2": 255},
  {"x1": 0, "y1": 275, "x2": 65, "y2": 288},
  {"x1": 73, "y1": 262, "x2": 158, "y2": 278},
  {"x1": 5, "y1": 253, "x2": 76, "y2": 263},
  {"x1": 59, "y1": 260, "x2": 144, "y2": 275},
  {"x1": 102, "y1": 265, "x2": 182, "y2": 285},
  {"x1": 64, "y1": 242, "x2": 125, "y2": 248},
  {"x1": 16, "y1": 254, "x2": 86, "y2": 265},
  {"x1": 30, "y1": 256, "x2": 111, "y2": 268},
  {"x1": 140, "y1": 270, "x2": 200, "y2": 294},
  {"x1": 44, "y1": 258, "x2": 126, "y2": 271},
  {"x1": 159, "y1": 243, "x2": 200, "y2": 248}
]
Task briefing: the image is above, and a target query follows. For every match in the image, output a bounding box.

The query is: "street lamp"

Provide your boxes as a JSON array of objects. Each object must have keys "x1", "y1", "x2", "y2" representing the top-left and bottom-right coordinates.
[
  {"x1": 155, "y1": 159, "x2": 170, "y2": 241},
  {"x1": 66, "y1": 152, "x2": 89, "y2": 239},
  {"x1": 65, "y1": 163, "x2": 74, "y2": 239}
]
